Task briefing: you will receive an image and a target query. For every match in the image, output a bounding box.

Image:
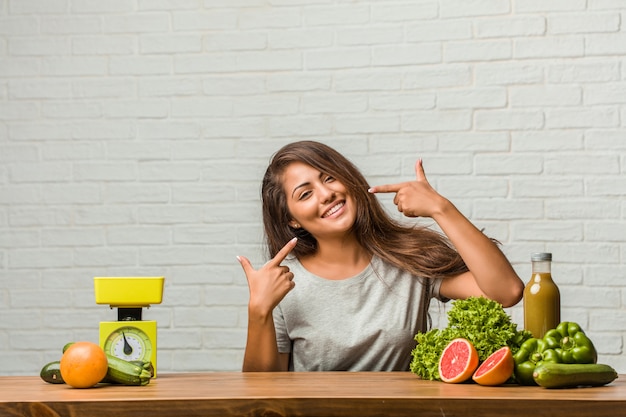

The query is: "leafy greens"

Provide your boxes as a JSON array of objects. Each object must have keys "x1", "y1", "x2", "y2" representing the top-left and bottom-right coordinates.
[{"x1": 410, "y1": 296, "x2": 531, "y2": 380}]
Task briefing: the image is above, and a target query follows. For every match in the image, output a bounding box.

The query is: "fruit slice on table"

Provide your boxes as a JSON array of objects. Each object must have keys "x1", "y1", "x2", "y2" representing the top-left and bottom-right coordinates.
[
  {"x1": 472, "y1": 346, "x2": 514, "y2": 386},
  {"x1": 438, "y1": 338, "x2": 479, "y2": 383},
  {"x1": 60, "y1": 341, "x2": 109, "y2": 388}
]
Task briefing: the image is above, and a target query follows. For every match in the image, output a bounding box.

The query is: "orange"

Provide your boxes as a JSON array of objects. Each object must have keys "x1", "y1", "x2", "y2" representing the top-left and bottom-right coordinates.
[
  {"x1": 438, "y1": 338, "x2": 479, "y2": 383},
  {"x1": 60, "y1": 341, "x2": 108, "y2": 388},
  {"x1": 472, "y1": 346, "x2": 514, "y2": 386}
]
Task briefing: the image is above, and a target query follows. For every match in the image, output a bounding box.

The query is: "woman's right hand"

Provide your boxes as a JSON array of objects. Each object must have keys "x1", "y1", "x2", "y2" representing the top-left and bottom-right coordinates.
[{"x1": 237, "y1": 237, "x2": 297, "y2": 316}]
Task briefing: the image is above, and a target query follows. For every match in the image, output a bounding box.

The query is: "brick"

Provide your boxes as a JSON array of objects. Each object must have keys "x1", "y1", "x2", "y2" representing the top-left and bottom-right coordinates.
[
  {"x1": 475, "y1": 109, "x2": 544, "y2": 130},
  {"x1": 73, "y1": 78, "x2": 136, "y2": 98},
  {"x1": 475, "y1": 154, "x2": 543, "y2": 175},
  {"x1": 402, "y1": 110, "x2": 471, "y2": 132},
  {"x1": 0, "y1": 58, "x2": 40, "y2": 77},
  {"x1": 9, "y1": 79, "x2": 72, "y2": 99},
  {"x1": 406, "y1": 20, "x2": 472, "y2": 41},
  {"x1": 104, "y1": 13, "x2": 171, "y2": 33},
  {"x1": 509, "y1": 85, "x2": 581, "y2": 107},
  {"x1": 137, "y1": 121, "x2": 201, "y2": 139},
  {"x1": 172, "y1": 10, "x2": 237, "y2": 31},
  {"x1": 445, "y1": 40, "x2": 512, "y2": 63},
  {"x1": 0, "y1": 17, "x2": 39, "y2": 35},
  {"x1": 404, "y1": 65, "x2": 471, "y2": 89},
  {"x1": 171, "y1": 97, "x2": 232, "y2": 118},
  {"x1": 443, "y1": 0, "x2": 510, "y2": 17},
  {"x1": 71, "y1": 0, "x2": 134, "y2": 13},
  {"x1": 336, "y1": 115, "x2": 400, "y2": 134},
  {"x1": 103, "y1": 99, "x2": 169, "y2": 118},
  {"x1": 511, "y1": 130, "x2": 584, "y2": 151},
  {"x1": 585, "y1": 83, "x2": 626, "y2": 105},
  {"x1": 9, "y1": 37, "x2": 71, "y2": 56},
  {"x1": 140, "y1": 34, "x2": 202, "y2": 54},
  {"x1": 42, "y1": 57, "x2": 107, "y2": 76},
  {"x1": 138, "y1": 0, "x2": 199, "y2": 10},
  {"x1": 0, "y1": 145, "x2": 38, "y2": 163},
  {"x1": 514, "y1": 0, "x2": 586, "y2": 12},
  {"x1": 235, "y1": 94, "x2": 300, "y2": 116},
  {"x1": 42, "y1": 185, "x2": 101, "y2": 204},
  {"x1": 10, "y1": 162, "x2": 72, "y2": 183},
  {"x1": 9, "y1": 249, "x2": 73, "y2": 269},
  {"x1": 139, "y1": 162, "x2": 201, "y2": 181},
  {"x1": 511, "y1": 178, "x2": 584, "y2": 198},
  {"x1": 512, "y1": 221, "x2": 583, "y2": 242},
  {"x1": 515, "y1": 37, "x2": 584, "y2": 59},
  {"x1": 267, "y1": 73, "x2": 331, "y2": 92},
  {"x1": 268, "y1": 115, "x2": 333, "y2": 137},
  {"x1": 549, "y1": 12, "x2": 620, "y2": 34},
  {"x1": 438, "y1": 88, "x2": 506, "y2": 109},
  {"x1": 74, "y1": 162, "x2": 136, "y2": 181},
  {"x1": 546, "y1": 199, "x2": 621, "y2": 220},
  {"x1": 546, "y1": 107, "x2": 619, "y2": 129},
  {"x1": 105, "y1": 184, "x2": 170, "y2": 204},
  {"x1": 269, "y1": 29, "x2": 332, "y2": 49},
  {"x1": 41, "y1": 16, "x2": 102, "y2": 34},
  {"x1": 42, "y1": 102, "x2": 101, "y2": 119},
  {"x1": 110, "y1": 56, "x2": 172, "y2": 75},
  {"x1": 372, "y1": 44, "x2": 441, "y2": 66},
  {"x1": 334, "y1": 72, "x2": 402, "y2": 92},
  {"x1": 438, "y1": 132, "x2": 509, "y2": 151},
  {"x1": 475, "y1": 17, "x2": 545, "y2": 38},
  {"x1": 475, "y1": 62, "x2": 544, "y2": 85},
  {"x1": 586, "y1": 130, "x2": 626, "y2": 150},
  {"x1": 72, "y1": 36, "x2": 136, "y2": 55},
  {"x1": 206, "y1": 31, "x2": 267, "y2": 51},
  {"x1": 239, "y1": 7, "x2": 301, "y2": 29},
  {"x1": 306, "y1": 48, "x2": 370, "y2": 70},
  {"x1": 0, "y1": 230, "x2": 39, "y2": 248},
  {"x1": 0, "y1": 102, "x2": 39, "y2": 120},
  {"x1": 372, "y1": 1, "x2": 438, "y2": 21},
  {"x1": 546, "y1": 154, "x2": 619, "y2": 174},
  {"x1": 9, "y1": 0, "x2": 68, "y2": 14},
  {"x1": 172, "y1": 185, "x2": 235, "y2": 203},
  {"x1": 304, "y1": 5, "x2": 370, "y2": 26},
  {"x1": 302, "y1": 94, "x2": 367, "y2": 114},
  {"x1": 336, "y1": 26, "x2": 403, "y2": 46},
  {"x1": 473, "y1": 199, "x2": 544, "y2": 220}
]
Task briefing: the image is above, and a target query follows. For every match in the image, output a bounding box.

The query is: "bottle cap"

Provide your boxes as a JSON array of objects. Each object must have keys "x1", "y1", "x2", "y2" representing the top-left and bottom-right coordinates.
[{"x1": 531, "y1": 252, "x2": 552, "y2": 261}]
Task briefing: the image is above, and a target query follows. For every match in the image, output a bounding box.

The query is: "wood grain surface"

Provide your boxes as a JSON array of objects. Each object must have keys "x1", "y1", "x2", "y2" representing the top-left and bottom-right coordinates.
[{"x1": 1, "y1": 372, "x2": 624, "y2": 417}]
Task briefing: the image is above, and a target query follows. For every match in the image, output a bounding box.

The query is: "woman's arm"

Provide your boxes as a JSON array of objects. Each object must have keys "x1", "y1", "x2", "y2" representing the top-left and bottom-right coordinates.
[
  {"x1": 238, "y1": 238, "x2": 297, "y2": 371},
  {"x1": 369, "y1": 159, "x2": 524, "y2": 307}
]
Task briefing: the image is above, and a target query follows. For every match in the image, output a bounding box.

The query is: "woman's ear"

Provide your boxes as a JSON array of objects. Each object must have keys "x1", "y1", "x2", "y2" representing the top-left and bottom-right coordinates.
[{"x1": 289, "y1": 220, "x2": 301, "y2": 229}]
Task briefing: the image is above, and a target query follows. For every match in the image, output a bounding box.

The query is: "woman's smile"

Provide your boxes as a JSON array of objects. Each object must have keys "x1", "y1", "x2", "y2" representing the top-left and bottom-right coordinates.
[{"x1": 322, "y1": 201, "x2": 345, "y2": 218}]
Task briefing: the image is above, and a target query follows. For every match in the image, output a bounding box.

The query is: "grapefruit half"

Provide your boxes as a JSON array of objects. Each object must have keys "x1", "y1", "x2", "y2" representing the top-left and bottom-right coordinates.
[
  {"x1": 438, "y1": 338, "x2": 479, "y2": 383},
  {"x1": 472, "y1": 346, "x2": 514, "y2": 386}
]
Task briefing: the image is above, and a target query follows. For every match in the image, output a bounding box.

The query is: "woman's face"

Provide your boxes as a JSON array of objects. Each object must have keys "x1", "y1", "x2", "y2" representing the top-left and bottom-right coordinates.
[{"x1": 281, "y1": 161, "x2": 356, "y2": 240}]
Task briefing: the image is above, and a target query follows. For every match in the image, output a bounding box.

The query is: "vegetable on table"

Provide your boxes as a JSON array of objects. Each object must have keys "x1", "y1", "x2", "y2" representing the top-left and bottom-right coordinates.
[
  {"x1": 543, "y1": 321, "x2": 597, "y2": 364},
  {"x1": 513, "y1": 337, "x2": 561, "y2": 386},
  {"x1": 514, "y1": 321, "x2": 598, "y2": 386},
  {"x1": 532, "y1": 363, "x2": 618, "y2": 389},
  {"x1": 410, "y1": 296, "x2": 532, "y2": 381}
]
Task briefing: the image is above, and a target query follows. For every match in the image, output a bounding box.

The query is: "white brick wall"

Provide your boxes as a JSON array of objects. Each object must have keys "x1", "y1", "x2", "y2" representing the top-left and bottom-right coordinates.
[{"x1": 1, "y1": 0, "x2": 625, "y2": 376}]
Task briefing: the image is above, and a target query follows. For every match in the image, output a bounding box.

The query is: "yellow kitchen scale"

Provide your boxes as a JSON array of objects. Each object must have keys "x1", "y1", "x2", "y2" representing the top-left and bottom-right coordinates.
[{"x1": 94, "y1": 277, "x2": 164, "y2": 377}]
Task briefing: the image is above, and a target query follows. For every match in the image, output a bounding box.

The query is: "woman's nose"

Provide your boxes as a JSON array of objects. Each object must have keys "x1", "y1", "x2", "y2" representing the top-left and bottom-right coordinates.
[{"x1": 319, "y1": 185, "x2": 336, "y2": 203}]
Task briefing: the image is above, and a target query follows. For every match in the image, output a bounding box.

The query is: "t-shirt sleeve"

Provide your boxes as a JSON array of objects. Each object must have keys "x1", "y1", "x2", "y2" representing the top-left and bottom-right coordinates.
[
  {"x1": 273, "y1": 305, "x2": 292, "y2": 353},
  {"x1": 431, "y1": 277, "x2": 450, "y2": 303}
]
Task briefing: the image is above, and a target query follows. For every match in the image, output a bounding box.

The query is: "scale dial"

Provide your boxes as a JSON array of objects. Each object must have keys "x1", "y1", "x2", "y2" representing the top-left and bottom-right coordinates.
[{"x1": 103, "y1": 325, "x2": 153, "y2": 362}]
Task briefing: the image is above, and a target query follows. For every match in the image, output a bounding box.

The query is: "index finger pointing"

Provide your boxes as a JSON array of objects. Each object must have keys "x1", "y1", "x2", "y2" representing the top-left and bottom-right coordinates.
[
  {"x1": 269, "y1": 237, "x2": 298, "y2": 266},
  {"x1": 368, "y1": 183, "x2": 402, "y2": 194}
]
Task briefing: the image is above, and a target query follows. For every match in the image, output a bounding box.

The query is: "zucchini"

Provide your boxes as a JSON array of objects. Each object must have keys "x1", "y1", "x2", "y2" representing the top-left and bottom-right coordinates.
[
  {"x1": 40, "y1": 361, "x2": 65, "y2": 384},
  {"x1": 533, "y1": 363, "x2": 618, "y2": 389}
]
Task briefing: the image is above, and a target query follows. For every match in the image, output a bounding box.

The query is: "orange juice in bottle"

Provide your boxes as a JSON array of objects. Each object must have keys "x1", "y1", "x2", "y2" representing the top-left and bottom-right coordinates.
[{"x1": 523, "y1": 252, "x2": 560, "y2": 339}]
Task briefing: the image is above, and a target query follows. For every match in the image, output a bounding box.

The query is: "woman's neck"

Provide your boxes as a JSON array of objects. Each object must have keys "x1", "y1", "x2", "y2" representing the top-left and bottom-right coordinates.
[{"x1": 299, "y1": 236, "x2": 371, "y2": 280}]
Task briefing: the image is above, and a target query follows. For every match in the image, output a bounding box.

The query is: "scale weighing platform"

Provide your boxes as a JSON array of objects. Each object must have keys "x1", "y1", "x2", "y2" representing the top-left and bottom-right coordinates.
[{"x1": 94, "y1": 277, "x2": 164, "y2": 377}]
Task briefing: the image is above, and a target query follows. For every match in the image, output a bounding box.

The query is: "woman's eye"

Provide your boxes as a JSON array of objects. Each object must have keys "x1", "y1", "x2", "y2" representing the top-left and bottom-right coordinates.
[
  {"x1": 298, "y1": 190, "x2": 312, "y2": 200},
  {"x1": 324, "y1": 176, "x2": 335, "y2": 183}
]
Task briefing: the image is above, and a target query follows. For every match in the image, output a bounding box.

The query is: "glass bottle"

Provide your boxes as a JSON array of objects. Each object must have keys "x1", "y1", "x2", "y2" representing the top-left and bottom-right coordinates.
[{"x1": 523, "y1": 252, "x2": 560, "y2": 339}]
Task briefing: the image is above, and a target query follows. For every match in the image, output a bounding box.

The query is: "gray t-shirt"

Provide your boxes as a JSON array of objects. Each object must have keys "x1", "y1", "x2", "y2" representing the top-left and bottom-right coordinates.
[{"x1": 273, "y1": 255, "x2": 446, "y2": 371}]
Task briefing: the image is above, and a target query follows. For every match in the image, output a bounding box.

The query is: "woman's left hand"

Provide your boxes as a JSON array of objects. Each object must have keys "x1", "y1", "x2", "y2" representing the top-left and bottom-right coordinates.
[{"x1": 368, "y1": 158, "x2": 446, "y2": 218}]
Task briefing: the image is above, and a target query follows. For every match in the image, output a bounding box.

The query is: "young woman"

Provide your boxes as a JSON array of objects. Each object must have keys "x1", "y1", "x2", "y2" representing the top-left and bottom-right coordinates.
[{"x1": 238, "y1": 141, "x2": 523, "y2": 372}]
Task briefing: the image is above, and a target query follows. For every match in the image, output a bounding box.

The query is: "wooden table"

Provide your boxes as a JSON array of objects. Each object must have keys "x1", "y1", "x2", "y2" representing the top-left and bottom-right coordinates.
[{"x1": 1, "y1": 372, "x2": 624, "y2": 417}]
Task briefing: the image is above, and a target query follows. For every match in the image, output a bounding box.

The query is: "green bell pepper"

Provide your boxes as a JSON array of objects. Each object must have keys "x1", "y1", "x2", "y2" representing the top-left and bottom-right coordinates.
[
  {"x1": 543, "y1": 321, "x2": 597, "y2": 364},
  {"x1": 513, "y1": 338, "x2": 561, "y2": 386}
]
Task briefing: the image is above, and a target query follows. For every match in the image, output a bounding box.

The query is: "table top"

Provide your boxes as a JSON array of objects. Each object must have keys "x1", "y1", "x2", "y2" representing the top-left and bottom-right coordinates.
[{"x1": 1, "y1": 372, "x2": 624, "y2": 417}]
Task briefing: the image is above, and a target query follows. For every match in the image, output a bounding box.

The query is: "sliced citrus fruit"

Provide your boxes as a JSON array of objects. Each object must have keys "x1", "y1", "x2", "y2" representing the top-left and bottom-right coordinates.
[
  {"x1": 472, "y1": 346, "x2": 514, "y2": 386},
  {"x1": 438, "y1": 338, "x2": 479, "y2": 383}
]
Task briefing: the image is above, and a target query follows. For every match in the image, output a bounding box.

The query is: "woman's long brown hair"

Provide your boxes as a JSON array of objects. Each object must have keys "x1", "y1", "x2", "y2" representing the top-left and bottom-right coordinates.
[{"x1": 261, "y1": 140, "x2": 469, "y2": 281}]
